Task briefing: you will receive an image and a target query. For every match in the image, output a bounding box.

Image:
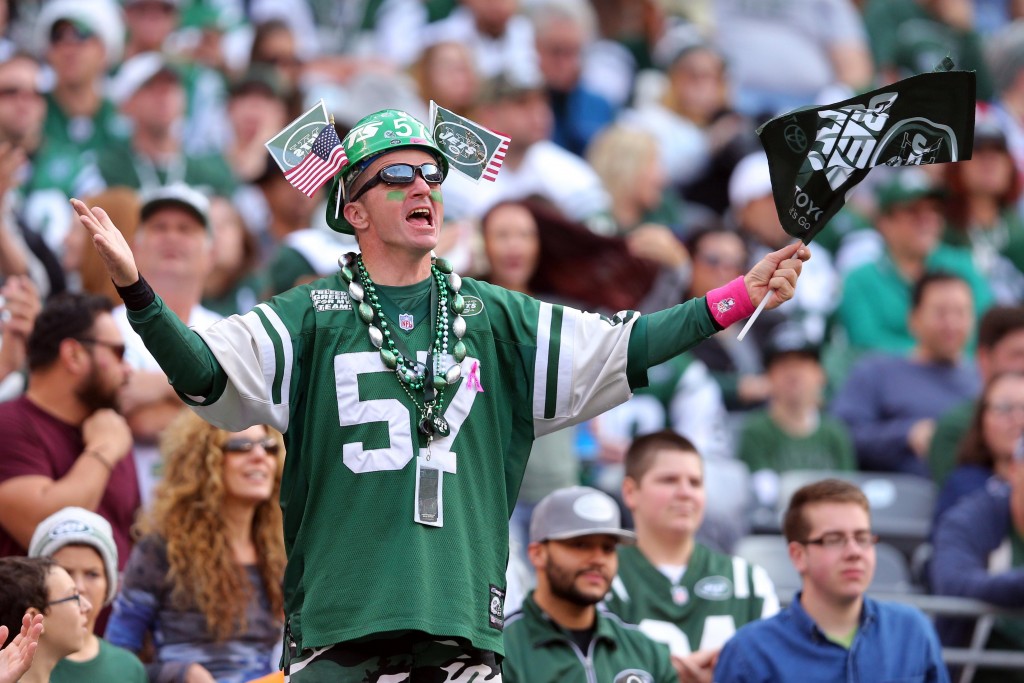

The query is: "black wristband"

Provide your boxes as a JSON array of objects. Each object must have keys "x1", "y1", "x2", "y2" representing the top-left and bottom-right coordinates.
[{"x1": 114, "y1": 274, "x2": 156, "y2": 311}]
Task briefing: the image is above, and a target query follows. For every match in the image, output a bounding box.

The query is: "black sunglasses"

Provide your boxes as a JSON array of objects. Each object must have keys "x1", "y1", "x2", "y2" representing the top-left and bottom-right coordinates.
[
  {"x1": 349, "y1": 163, "x2": 445, "y2": 203},
  {"x1": 77, "y1": 338, "x2": 127, "y2": 361},
  {"x1": 223, "y1": 437, "x2": 280, "y2": 455}
]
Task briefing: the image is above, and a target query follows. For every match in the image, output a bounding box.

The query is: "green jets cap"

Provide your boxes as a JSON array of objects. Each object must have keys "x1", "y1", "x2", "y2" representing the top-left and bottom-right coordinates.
[{"x1": 325, "y1": 109, "x2": 448, "y2": 234}]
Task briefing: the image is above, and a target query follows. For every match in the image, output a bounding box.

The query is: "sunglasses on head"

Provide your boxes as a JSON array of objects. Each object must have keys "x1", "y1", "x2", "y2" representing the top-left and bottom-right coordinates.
[
  {"x1": 348, "y1": 162, "x2": 444, "y2": 203},
  {"x1": 223, "y1": 437, "x2": 280, "y2": 455}
]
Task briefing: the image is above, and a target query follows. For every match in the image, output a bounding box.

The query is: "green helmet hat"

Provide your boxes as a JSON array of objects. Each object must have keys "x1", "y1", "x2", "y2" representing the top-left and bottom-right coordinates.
[{"x1": 326, "y1": 109, "x2": 448, "y2": 234}]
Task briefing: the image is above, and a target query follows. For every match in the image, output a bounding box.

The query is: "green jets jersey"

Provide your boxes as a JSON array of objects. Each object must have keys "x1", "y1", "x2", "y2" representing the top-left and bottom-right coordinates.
[
  {"x1": 169, "y1": 275, "x2": 714, "y2": 656},
  {"x1": 605, "y1": 544, "x2": 779, "y2": 657}
]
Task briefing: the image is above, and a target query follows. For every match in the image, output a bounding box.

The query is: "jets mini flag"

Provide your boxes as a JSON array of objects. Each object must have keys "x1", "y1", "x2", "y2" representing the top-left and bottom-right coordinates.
[
  {"x1": 758, "y1": 58, "x2": 975, "y2": 243},
  {"x1": 265, "y1": 99, "x2": 348, "y2": 196},
  {"x1": 429, "y1": 101, "x2": 511, "y2": 183}
]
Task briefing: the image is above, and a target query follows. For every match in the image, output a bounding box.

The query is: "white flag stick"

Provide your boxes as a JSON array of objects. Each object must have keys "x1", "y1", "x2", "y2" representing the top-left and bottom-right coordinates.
[{"x1": 737, "y1": 292, "x2": 773, "y2": 341}]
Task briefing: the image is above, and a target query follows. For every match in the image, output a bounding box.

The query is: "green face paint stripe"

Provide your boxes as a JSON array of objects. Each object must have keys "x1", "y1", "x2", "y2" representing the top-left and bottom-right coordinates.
[
  {"x1": 429, "y1": 190, "x2": 443, "y2": 203},
  {"x1": 386, "y1": 191, "x2": 406, "y2": 201}
]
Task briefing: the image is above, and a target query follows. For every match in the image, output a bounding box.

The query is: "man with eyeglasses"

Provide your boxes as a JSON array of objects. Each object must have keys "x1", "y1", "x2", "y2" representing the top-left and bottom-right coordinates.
[
  {"x1": 72, "y1": 107, "x2": 808, "y2": 680},
  {"x1": 714, "y1": 479, "x2": 948, "y2": 683},
  {"x1": 0, "y1": 292, "x2": 139, "y2": 569}
]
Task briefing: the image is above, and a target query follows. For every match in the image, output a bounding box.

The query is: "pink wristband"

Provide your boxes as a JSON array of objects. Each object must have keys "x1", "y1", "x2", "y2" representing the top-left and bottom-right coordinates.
[{"x1": 705, "y1": 276, "x2": 755, "y2": 329}]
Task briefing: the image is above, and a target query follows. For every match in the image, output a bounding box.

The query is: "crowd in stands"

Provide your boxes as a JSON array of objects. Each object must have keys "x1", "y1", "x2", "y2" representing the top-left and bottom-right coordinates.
[{"x1": 3, "y1": 0, "x2": 1024, "y2": 680}]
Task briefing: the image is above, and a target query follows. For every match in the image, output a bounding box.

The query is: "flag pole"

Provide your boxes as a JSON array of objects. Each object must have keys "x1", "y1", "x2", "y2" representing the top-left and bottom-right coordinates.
[
  {"x1": 736, "y1": 293, "x2": 772, "y2": 342},
  {"x1": 737, "y1": 238, "x2": 804, "y2": 342}
]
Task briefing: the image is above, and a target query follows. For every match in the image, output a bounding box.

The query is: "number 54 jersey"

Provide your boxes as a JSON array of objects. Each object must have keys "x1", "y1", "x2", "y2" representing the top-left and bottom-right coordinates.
[
  {"x1": 605, "y1": 544, "x2": 780, "y2": 658},
  {"x1": 183, "y1": 274, "x2": 715, "y2": 657}
]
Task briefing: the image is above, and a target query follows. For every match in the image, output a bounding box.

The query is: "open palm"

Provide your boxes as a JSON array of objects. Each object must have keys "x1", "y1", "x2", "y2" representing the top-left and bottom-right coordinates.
[{"x1": 0, "y1": 613, "x2": 44, "y2": 683}]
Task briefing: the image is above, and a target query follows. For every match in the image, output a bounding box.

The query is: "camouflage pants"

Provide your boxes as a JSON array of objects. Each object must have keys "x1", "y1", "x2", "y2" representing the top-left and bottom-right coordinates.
[{"x1": 284, "y1": 633, "x2": 503, "y2": 682}]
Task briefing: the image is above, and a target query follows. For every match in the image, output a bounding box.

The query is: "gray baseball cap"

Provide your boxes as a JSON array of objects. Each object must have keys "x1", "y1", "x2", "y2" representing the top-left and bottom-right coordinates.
[
  {"x1": 529, "y1": 486, "x2": 636, "y2": 544},
  {"x1": 140, "y1": 183, "x2": 211, "y2": 233}
]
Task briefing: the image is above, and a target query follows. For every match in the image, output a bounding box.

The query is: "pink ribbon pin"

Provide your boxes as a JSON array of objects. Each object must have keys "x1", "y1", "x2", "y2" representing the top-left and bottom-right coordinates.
[{"x1": 466, "y1": 361, "x2": 484, "y2": 392}]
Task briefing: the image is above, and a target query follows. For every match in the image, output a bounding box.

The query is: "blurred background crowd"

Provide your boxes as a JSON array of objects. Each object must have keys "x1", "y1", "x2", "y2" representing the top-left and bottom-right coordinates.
[{"x1": 3, "y1": 0, "x2": 1024, "y2": 680}]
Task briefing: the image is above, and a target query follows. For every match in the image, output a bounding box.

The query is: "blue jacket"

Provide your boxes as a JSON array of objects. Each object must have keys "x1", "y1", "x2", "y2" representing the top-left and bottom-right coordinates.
[
  {"x1": 930, "y1": 479, "x2": 1024, "y2": 646},
  {"x1": 713, "y1": 593, "x2": 948, "y2": 683}
]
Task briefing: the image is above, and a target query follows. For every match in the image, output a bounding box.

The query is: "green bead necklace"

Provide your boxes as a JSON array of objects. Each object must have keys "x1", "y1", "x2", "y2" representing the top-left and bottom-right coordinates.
[{"x1": 338, "y1": 252, "x2": 468, "y2": 437}]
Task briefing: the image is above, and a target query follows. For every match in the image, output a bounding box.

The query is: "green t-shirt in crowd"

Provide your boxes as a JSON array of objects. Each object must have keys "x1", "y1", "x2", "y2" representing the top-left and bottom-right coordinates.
[
  {"x1": 50, "y1": 638, "x2": 147, "y2": 683},
  {"x1": 737, "y1": 410, "x2": 856, "y2": 474},
  {"x1": 839, "y1": 246, "x2": 993, "y2": 356},
  {"x1": 94, "y1": 142, "x2": 237, "y2": 197}
]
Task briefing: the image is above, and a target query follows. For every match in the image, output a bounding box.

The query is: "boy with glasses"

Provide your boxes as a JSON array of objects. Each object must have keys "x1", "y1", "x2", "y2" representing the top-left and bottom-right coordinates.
[
  {"x1": 73, "y1": 107, "x2": 808, "y2": 680},
  {"x1": 714, "y1": 479, "x2": 948, "y2": 683},
  {"x1": 0, "y1": 556, "x2": 91, "y2": 683}
]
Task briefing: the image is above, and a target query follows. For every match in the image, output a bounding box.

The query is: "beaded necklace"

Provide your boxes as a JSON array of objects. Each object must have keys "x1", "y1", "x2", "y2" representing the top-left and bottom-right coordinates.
[{"x1": 338, "y1": 252, "x2": 467, "y2": 438}]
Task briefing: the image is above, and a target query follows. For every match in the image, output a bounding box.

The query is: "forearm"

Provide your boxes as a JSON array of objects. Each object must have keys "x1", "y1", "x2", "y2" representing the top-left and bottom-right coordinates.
[
  {"x1": 0, "y1": 456, "x2": 112, "y2": 545},
  {"x1": 0, "y1": 213, "x2": 29, "y2": 278},
  {"x1": 630, "y1": 296, "x2": 720, "y2": 374},
  {"x1": 124, "y1": 295, "x2": 221, "y2": 397},
  {"x1": 847, "y1": 417, "x2": 919, "y2": 470}
]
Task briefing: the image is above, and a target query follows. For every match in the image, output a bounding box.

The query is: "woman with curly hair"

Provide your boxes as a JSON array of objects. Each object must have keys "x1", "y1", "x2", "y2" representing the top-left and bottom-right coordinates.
[{"x1": 105, "y1": 411, "x2": 286, "y2": 683}]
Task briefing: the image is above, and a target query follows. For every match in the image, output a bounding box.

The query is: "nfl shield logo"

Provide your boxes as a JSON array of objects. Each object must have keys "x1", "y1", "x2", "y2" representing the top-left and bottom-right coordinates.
[{"x1": 399, "y1": 313, "x2": 415, "y2": 331}]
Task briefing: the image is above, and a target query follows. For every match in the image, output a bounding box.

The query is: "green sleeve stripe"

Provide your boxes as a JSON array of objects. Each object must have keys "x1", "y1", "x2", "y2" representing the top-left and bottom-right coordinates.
[
  {"x1": 543, "y1": 305, "x2": 565, "y2": 419},
  {"x1": 251, "y1": 304, "x2": 291, "y2": 406},
  {"x1": 626, "y1": 314, "x2": 649, "y2": 390},
  {"x1": 532, "y1": 302, "x2": 565, "y2": 421}
]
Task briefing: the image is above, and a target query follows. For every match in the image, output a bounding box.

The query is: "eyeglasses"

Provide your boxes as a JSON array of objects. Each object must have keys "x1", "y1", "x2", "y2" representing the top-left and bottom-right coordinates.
[
  {"x1": 223, "y1": 437, "x2": 280, "y2": 456},
  {"x1": 77, "y1": 338, "x2": 127, "y2": 361},
  {"x1": 801, "y1": 531, "x2": 878, "y2": 550},
  {"x1": 46, "y1": 593, "x2": 82, "y2": 608},
  {"x1": 349, "y1": 163, "x2": 445, "y2": 203},
  {"x1": 986, "y1": 402, "x2": 1024, "y2": 418}
]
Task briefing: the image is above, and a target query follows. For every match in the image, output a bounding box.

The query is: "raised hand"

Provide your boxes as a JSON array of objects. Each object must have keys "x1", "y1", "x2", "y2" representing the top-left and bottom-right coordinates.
[
  {"x1": 70, "y1": 198, "x2": 140, "y2": 287},
  {"x1": 0, "y1": 612, "x2": 44, "y2": 683}
]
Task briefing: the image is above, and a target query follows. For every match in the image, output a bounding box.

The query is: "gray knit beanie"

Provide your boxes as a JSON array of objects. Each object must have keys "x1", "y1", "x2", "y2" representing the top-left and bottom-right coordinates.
[{"x1": 28, "y1": 507, "x2": 119, "y2": 606}]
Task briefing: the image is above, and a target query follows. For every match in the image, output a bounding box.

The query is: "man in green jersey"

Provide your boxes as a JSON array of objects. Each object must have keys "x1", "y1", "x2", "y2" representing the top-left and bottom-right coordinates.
[
  {"x1": 605, "y1": 431, "x2": 779, "y2": 683},
  {"x1": 72, "y1": 108, "x2": 807, "y2": 681},
  {"x1": 503, "y1": 486, "x2": 676, "y2": 683}
]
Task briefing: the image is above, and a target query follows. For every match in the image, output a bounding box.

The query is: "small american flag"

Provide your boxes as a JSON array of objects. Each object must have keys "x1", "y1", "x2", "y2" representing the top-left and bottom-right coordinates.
[{"x1": 284, "y1": 124, "x2": 348, "y2": 196}]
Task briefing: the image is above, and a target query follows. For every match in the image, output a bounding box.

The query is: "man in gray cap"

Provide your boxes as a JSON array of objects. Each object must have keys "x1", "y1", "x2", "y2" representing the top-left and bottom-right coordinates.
[{"x1": 502, "y1": 485, "x2": 676, "y2": 683}]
